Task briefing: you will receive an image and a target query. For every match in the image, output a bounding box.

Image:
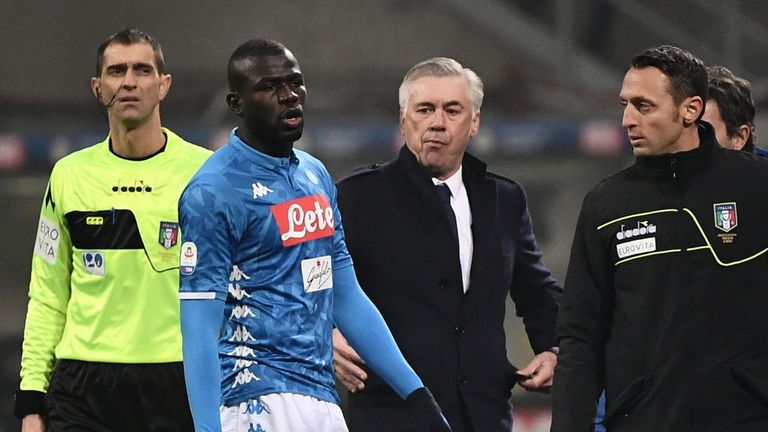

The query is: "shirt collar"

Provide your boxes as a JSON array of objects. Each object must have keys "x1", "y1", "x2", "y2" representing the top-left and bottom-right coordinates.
[{"x1": 432, "y1": 165, "x2": 464, "y2": 196}]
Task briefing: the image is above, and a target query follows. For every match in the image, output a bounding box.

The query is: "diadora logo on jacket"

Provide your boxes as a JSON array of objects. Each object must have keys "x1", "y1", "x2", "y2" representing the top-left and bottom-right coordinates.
[
  {"x1": 615, "y1": 221, "x2": 656, "y2": 240},
  {"x1": 615, "y1": 220, "x2": 657, "y2": 259},
  {"x1": 112, "y1": 179, "x2": 152, "y2": 193},
  {"x1": 271, "y1": 194, "x2": 335, "y2": 247}
]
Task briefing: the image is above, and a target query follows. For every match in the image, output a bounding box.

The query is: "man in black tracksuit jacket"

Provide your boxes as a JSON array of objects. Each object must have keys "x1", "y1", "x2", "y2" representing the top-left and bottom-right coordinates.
[{"x1": 552, "y1": 46, "x2": 768, "y2": 432}]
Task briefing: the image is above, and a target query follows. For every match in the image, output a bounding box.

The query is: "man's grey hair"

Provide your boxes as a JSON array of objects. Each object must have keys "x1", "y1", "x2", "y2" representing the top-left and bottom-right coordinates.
[{"x1": 398, "y1": 57, "x2": 484, "y2": 113}]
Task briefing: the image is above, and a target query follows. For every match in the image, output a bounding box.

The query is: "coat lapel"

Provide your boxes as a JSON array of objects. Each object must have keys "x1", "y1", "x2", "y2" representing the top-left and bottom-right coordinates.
[
  {"x1": 462, "y1": 153, "x2": 497, "y2": 279},
  {"x1": 392, "y1": 146, "x2": 463, "y2": 290}
]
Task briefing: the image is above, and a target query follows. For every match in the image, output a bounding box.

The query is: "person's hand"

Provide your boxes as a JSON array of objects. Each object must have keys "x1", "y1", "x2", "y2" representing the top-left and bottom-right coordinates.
[
  {"x1": 404, "y1": 387, "x2": 453, "y2": 431},
  {"x1": 332, "y1": 328, "x2": 367, "y2": 393},
  {"x1": 516, "y1": 350, "x2": 557, "y2": 393},
  {"x1": 21, "y1": 414, "x2": 45, "y2": 432}
]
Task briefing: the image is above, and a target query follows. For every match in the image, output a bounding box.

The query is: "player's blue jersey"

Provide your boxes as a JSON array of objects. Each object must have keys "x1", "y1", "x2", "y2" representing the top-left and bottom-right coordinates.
[{"x1": 178, "y1": 129, "x2": 353, "y2": 406}]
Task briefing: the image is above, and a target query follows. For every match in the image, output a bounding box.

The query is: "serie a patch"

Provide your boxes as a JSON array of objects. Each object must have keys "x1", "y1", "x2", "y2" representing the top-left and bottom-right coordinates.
[{"x1": 180, "y1": 241, "x2": 197, "y2": 275}]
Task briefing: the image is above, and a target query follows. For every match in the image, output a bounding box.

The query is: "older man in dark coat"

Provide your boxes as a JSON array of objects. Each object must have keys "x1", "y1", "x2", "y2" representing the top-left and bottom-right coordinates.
[{"x1": 332, "y1": 57, "x2": 562, "y2": 432}]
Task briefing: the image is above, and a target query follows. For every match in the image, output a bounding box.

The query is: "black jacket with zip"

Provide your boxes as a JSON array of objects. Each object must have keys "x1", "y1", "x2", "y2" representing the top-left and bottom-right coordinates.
[{"x1": 552, "y1": 122, "x2": 768, "y2": 432}]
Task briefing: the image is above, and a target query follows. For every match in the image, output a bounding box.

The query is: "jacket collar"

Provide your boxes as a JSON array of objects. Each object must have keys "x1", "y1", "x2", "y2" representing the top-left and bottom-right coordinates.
[
  {"x1": 634, "y1": 122, "x2": 718, "y2": 183},
  {"x1": 396, "y1": 144, "x2": 488, "y2": 181}
]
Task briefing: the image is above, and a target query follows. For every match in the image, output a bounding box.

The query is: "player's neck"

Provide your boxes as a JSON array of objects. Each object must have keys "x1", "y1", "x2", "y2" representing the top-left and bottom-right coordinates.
[
  {"x1": 109, "y1": 115, "x2": 166, "y2": 159},
  {"x1": 237, "y1": 128, "x2": 294, "y2": 158}
]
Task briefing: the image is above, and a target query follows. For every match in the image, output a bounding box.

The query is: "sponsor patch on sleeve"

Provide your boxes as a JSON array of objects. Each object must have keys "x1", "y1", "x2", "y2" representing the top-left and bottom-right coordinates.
[
  {"x1": 33, "y1": 215, "x2": 61, "y2": 264},
  {"x1": 301, "y1": 255, "x2": 333, "y2": 292},
  {"x1": 180, "y1": 241, "x2": 197, "y2": 275}
]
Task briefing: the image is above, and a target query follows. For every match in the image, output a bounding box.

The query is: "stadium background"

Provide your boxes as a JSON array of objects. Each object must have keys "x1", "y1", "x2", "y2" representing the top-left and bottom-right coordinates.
[{"x1": 2, "y1": 1, "x2": 768, "y2": 430}]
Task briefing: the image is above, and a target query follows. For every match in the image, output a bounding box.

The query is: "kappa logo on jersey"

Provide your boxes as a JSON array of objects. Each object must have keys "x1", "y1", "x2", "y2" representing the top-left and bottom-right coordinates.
[
  {"x1": 271, "y1": 194, "x2": 335, "y2": 247},
  {"x1": 245, "y1": 399, "x2": 270, "y2": 415},
  {"x1": 229, "y1": 325, "x2": 256, "y2": 343},
  {"x1": 229, "y1": 345, "x2": 257, "y2": 358},
  {"x1": 714, "y1": 202, "x2": 738, "y2": 232},
  {"x1": 229, "y1": 265, "x2": 252, "y2": 300},
  {"x1": 252, "y1": 182, "x2": 273, "y2": 199},
  {"x1": 233, "y1": 358, "x2": 256, "y2": 370},
  {"x1": 232, "y1": 368, "x2": 260, "y2": 388},
  {"x1": 158, "y1": 221, "x2": 179, "y2": 249},
  {"x1": 82, "y1": 251, "x2": 106, "y2": 276},
  {"x1": 231, "y1": 305, "x2": 256, "y2": 319}
]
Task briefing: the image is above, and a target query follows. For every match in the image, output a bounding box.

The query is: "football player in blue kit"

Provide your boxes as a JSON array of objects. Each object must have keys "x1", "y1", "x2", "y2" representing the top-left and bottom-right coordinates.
[{"x1": 178, "y1": 39, "x2": 452, "y2": 432}]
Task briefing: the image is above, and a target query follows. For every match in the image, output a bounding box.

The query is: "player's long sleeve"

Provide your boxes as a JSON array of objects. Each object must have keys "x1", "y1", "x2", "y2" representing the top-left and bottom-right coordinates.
[
  {"x1": 181, "y1": 298, "x2": 224, "y2": 432},
  {"x1": 551, "y1": 193, "x2": 612, "y2": 431},
  {"x1": 332, "y1": 263, "x2": 422, "y2": 399},
  {"x1": 178, "y1": 178, "x2": 236, "y2": 432}
]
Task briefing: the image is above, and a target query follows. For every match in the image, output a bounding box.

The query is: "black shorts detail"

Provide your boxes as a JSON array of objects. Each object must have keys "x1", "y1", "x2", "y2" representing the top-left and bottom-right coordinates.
[{"x1": 45, "y1": 360, "x2": 193, "y2": 432}]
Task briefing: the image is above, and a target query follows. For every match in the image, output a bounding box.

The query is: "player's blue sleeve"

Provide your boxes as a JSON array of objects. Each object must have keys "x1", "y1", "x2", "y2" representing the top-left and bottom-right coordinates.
[
  {"x1": 332, "y1": 263, "x2": 422, "y2": 399},
  {"x1": 181, "y1": 298, "x2": 225, "y2": 432}
]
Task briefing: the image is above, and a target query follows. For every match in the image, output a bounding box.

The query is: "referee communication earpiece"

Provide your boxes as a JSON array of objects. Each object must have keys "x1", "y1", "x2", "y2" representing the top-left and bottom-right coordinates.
[
  {"x1": 94, "y1": 79, "x2": 123, "y2": 109},
  {"x1": 95, "y1": 86, "x2": 118, "y2": 108}
]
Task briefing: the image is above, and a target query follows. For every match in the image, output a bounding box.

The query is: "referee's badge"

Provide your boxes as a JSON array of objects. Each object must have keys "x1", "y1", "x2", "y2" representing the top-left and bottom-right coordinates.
[
  {"x1": 159, "y1": 221, "x2": 179, "y2": 249},
  {"x1": 714, "y1": 202, "x2": 738, "y2": 232}
]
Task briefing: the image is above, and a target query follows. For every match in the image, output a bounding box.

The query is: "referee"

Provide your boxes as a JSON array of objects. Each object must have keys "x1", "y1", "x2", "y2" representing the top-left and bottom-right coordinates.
[{"x1": 14, "y1": 28, "x2": 210, "y2": 431}]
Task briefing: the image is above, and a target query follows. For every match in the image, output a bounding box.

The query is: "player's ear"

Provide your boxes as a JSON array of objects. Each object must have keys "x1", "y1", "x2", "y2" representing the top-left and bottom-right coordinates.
[{"x1": 226, "y1": 92, "x2": 242, "y2": 116}]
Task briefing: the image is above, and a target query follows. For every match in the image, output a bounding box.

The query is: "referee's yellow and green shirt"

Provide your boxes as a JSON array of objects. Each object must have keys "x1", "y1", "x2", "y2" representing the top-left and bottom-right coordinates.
[{"x1": 19, "y1": 128, "x2": 211, "y2": 393}]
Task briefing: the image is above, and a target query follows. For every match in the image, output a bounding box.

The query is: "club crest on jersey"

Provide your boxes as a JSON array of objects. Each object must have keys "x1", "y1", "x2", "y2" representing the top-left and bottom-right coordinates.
[
  {"x1": 714, "y1": 202, "x2": 738, "y2": 232},
  {"x1": 158, "y1": 221, "x2": 179, "y2": 249},
  {"x1": 271, "y1": 194, "x2": 335, "y2": 247}
]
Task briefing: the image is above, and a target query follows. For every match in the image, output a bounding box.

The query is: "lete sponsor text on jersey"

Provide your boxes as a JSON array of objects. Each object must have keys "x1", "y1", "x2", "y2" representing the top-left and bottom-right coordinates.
[{"x1": 271, "y1": 194, "x2": 335, "y2": 247}]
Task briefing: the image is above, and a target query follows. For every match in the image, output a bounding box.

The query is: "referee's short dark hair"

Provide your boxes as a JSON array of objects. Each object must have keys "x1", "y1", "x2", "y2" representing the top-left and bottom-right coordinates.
[
  {"x1": 95, "y1": 28, "x2": 165, "y2": 76},
  {"x1": 631, "y1": 45, "x2": 708, "y2": 112}
]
